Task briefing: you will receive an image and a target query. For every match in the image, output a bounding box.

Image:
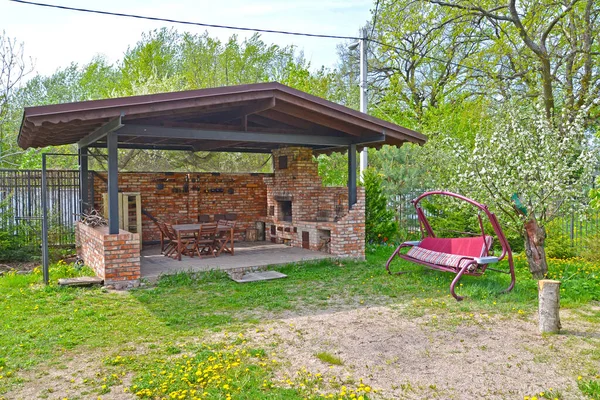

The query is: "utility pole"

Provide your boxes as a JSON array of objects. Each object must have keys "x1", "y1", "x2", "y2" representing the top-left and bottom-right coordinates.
[
  {"x1": 350, "y1": 27, "x2": 369, "y2": 180},
  {"x1": 359, "y1": 27, "x2": 368, "y2": 180}
]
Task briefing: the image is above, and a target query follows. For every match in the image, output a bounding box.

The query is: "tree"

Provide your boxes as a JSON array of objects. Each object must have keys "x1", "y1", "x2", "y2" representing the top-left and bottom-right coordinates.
[
  {"x1": 0, "y1": 32, "x2": 30, "y2": 167},
  {"x1": 364, "y1": 168, "x2": 399, "y2": 244},
  {"x1": 425, "y1": 0, "x2": 600, "y2": 121},
  {"x1": 367, "y1": 0, "x2": 484, "y2": 128},
  {"x1": 436, "y1": 103, "x2": 595, "y2": 278}
]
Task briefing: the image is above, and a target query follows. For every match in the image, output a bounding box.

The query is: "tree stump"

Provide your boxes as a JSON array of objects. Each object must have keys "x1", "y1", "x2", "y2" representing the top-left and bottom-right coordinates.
[{"x1": 538, "y1": 279, "x2": 561, "y2": 334}]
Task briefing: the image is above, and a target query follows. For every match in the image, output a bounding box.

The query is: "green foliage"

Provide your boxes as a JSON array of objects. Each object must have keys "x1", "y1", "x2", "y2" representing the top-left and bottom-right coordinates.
[
  {"x1": 0, "y1": 195, "x2": 39, "y2": 262},
  {"x1": 544, "y1": 219, "x2": 577, "y2": 260},
  {"x1": 315, "y1": 352, "x2": 343, "y2": 366},
  {"x1": 368, "y1": 144, "x2": 431, "y2": 200},
  {"x1": 316, "y1": 152, "x2": 348, "y2": 187},
  {"x1": 590, "y1": 177, "x2": 600, "y2": 210},
  {"x1": 364, "y1": 168, "x2": 398, "y2": 244},
  {"x1": 581, "y1": 235, "x2": 600, "y2": 262},
  {"x1": 0, "y1": 230, "x2": 38, "y2": 262},
  {"x1": 420, "y1": 197, "x2": 478, "y2": 239},
  {"x1": 578, "y1": 376, "x2": 600, "y2": 398}
]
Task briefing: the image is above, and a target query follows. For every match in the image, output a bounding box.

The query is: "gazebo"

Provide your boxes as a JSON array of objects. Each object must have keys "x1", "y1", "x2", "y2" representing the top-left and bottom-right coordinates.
[{"x1": 18, "y1": 82, "x2": 426, "y2": 286}]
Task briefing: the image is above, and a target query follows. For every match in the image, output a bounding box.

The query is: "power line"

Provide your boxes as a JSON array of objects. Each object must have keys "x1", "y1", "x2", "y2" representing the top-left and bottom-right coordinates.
[
  {"x1": 369, "y1": 0, "x2": 380, "y2": 39},
  {"x1": 9, "y1": 0, "x2": 361, "y2": 41},
  {"x1": 11, "y1": 0, "x2": 489, "y2": 75}
]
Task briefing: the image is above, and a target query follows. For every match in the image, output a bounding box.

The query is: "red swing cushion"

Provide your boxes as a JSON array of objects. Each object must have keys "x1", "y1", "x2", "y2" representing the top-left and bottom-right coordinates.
[{"x1": 406, "y1": 236, "x2": 492, "y2": 270}]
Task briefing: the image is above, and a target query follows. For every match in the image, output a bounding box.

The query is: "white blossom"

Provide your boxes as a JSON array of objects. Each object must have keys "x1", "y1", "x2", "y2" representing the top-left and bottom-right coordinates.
[{"x1": 436, "y1": 104, "x2": 596, "y2": 232}]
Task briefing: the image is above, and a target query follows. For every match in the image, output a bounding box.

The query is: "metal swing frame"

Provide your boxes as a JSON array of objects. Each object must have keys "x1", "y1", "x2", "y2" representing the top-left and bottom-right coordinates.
[{"x1": 385, "y1": 191, "x2": 516, "y2": 301}]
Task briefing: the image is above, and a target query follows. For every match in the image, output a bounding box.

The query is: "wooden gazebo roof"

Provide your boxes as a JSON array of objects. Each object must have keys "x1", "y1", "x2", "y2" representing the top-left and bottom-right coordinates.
[{"x1": 18, "y1": 82, "x2": 426, "y2": 153}]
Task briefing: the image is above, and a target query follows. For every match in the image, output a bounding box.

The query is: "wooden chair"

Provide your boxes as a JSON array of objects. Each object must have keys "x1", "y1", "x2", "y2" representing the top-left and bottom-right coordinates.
[
  {"x1": 157, "y1": 221, "x2": 175, "y2": 255},
  {"x1": 164, "y1": 222, "x2": 195, "y2": 261},
  {"x1": 215, "y1": 220, "x2": 236, "y2": 256},
  {"x1": 193, "y1": 223, "x2": 217, "y2": 258}
]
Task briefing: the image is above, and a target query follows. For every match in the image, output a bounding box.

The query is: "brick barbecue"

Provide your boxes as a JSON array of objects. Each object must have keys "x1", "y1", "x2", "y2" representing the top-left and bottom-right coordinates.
[{"x1": 263, "y1": 147, "x2": 365, "y2": 258}]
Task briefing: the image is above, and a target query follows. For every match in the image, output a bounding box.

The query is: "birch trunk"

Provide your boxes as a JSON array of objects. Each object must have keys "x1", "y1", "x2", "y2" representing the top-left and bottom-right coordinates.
[{"x1": 524, "y1": 218, "x2": 548, "y2": 279}]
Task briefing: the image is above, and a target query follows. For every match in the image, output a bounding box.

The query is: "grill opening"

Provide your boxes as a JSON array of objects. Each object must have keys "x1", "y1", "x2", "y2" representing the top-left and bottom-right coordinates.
[{"x1": 278, "y1": 200, "x2": 292, "y2": 222}]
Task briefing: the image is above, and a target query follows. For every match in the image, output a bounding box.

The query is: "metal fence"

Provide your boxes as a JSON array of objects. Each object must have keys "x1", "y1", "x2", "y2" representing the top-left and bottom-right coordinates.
[
  {"x1": 393, "y1": 190, "x2": 425, "y2": 235},
  {"x1": 1, "y1": 170, "x2": 598, "y2": 249},
  {"x1": 0, "y1": 169, "x2": 81, "y2": 246},
  {"x1": 561, "y1": 210, "x2": 600, "y2": 249}
]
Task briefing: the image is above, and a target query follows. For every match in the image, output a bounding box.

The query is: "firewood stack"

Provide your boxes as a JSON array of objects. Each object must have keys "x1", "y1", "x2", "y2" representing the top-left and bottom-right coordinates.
[{"x1": 80, "y1": 209, "x2": 108, "y2": 227}]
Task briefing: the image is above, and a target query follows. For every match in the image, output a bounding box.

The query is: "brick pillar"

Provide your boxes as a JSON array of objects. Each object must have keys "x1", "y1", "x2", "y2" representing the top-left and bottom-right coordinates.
[{"x1": 76, "y1": 222, "x2": 141, "y2": 289}]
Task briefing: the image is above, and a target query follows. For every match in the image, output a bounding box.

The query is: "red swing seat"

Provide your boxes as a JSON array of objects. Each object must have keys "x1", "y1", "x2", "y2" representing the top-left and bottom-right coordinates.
[
  {"x1": 385, "y1": 191, "x2": 516, "y2": 301},
  {"x1": 403, "y1": 236, "x2": 493, "y2": 274}
]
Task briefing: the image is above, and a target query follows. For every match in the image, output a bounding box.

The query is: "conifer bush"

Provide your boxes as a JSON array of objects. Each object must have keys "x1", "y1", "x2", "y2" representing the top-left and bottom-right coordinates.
[{"x1": 363, "y1": 168, "x2": 398, "y2": 244}]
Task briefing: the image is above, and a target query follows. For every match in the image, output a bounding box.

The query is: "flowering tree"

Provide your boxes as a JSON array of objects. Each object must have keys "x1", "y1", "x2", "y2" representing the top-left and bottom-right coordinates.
[{"x1": 438, "y1": 105, "x2": 595, "y2": 278}]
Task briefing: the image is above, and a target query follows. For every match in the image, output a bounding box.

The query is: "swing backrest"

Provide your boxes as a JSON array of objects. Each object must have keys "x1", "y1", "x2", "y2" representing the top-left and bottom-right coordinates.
[{"x1": 418, "y1": 236, "x2": 492, "y2": 258}]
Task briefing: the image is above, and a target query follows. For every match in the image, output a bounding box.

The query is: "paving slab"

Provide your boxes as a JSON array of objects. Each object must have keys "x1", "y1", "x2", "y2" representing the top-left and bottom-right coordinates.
[
  {"x1": 141, "y1": 241, "x2": 334, "y2": 281},
  {"x1": 229, "y1": 270, "x2": 287, "y2": 283}
]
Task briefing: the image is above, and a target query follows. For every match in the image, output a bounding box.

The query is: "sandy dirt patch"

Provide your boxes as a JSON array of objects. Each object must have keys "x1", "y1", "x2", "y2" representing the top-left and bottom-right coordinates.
[
  {"x1": 6, "y1": 352, "x2": 134, "y2": 400},
  {"x1": 246, "y1": 305, "x2": 598, "y2": 399}
]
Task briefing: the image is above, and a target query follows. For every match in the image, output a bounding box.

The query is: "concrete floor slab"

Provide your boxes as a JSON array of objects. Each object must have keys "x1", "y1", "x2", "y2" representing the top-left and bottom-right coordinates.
[{"x1": 141, "y1": 241, "x2": 334, "y2": 281}]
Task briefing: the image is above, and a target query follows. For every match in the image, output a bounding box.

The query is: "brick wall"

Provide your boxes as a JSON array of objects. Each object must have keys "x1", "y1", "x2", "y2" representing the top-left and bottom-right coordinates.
[
  {"x1": 75, "y1": 222, "x2": 141, "y2": 288},
  {"x1": 92, "y1": 172, "x2": 269, "y2": 242}
]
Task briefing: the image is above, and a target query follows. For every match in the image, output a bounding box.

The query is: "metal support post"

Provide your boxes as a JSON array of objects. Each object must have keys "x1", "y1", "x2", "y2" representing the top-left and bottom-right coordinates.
[
  {"x1": 40, "y1": 152, "x2": 106, "y2": 285},
  {"x1": 107, "y1": 132, "x2": 119, "y2": 234},
  {"x1": 79, "y1": 146, "x2": 89, "y2": 214},
  {"x1": 348, "y1": 143, "x2": 357, "y2": 209},
  {"x1": 41, "y1": 153, "x2": 49, "y2": 285}
]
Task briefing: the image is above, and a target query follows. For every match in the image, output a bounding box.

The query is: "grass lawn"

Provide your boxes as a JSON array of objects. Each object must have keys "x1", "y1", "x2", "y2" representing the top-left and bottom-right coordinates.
[{"x1": 0, "y1": 246, "x2": 599, "y2": 399}]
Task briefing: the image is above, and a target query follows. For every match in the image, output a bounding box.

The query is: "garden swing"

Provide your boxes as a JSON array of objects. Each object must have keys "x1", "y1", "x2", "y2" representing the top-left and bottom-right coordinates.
[{"x1": 385, "y1": 191, "x2": 516, "y2": 301}]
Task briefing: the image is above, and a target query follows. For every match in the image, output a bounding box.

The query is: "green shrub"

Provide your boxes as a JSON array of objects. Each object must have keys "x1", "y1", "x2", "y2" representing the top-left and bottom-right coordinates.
[
  {"x1": 581, "y1": 234, "x2": 600, "y2": 262},
  {"x1": 364, "y1": 168, "x2": 398, "y2": 244},
  {"x1": 421, "y1": 197, "x2": 478, "y2": 238},
  {"x1": 0, "y1": 229, "x2": 40, "y2": 262},
  {"x1": 544, "y1": 219, "x2": 576, "y2": 259},
  {"x1": 0, "y1": 195, "x2": 40, "y2": 262}
]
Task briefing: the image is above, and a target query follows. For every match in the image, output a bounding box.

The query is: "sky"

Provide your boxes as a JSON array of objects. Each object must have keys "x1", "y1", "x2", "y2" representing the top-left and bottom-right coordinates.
[{"x1": 1, "y1": 0, "x2": 373, "y2": 77}]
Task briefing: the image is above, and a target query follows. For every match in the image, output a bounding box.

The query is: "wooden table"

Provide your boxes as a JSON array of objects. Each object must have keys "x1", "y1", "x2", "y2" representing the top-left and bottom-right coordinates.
[{"x1": 172, "y1": 223, "x2": 235, "y2": 261}]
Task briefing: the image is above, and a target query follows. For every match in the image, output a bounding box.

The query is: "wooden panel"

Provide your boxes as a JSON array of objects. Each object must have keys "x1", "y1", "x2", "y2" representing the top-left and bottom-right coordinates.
[
  {"x1": 135, "y1": 194, "x2": 142, "y2": 235},
  {"x1": 302, "y1": 231, "x2": 310, "y2": 249},
  {"x1": 101, "y1": 192, "x2": 142, "y2": 243},
  {"x1": 279, "y1": 155, "x2": 288, "y2": 169}
]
